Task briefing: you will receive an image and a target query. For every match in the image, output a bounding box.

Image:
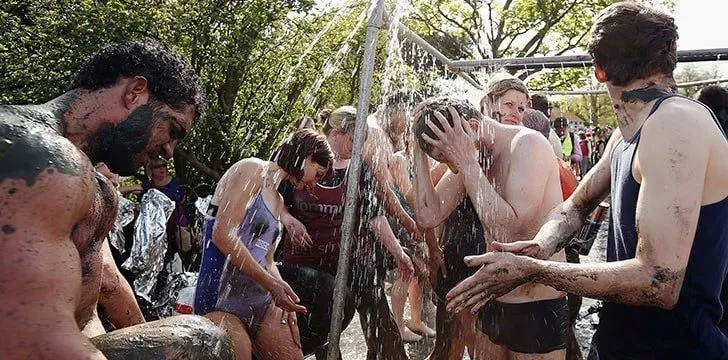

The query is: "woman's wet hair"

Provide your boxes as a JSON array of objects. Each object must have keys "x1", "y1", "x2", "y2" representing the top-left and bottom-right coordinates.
[
  {"x1": 413, "y1": 97, "x2": 482, "y2": 155},
  {"x1": 271, "y1": 129, "x2": 334, "y2": 180},
  {"x1": 321, "y1": 106, "x2": 357, "y2": 135},
  {"x1": 588, "y1": 2, "x2": 678, "y2": 87},
  {"x1": 380, "y1": 91, "x2": 424, "y2": 152},
  {"x1": 481, "y1": 72, "x2": 529, "y2": 115}
]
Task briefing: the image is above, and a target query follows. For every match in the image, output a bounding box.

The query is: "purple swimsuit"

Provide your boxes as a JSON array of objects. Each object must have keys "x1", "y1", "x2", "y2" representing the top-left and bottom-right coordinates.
[{"x1": 194, "y1": 193, "x2": 280, "y2": 336}]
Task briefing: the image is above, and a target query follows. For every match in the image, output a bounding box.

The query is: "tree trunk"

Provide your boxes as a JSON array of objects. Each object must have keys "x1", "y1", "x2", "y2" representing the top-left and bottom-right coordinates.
[{"x1": 176, "y1": 149, "x2": 221, "y2": 181}]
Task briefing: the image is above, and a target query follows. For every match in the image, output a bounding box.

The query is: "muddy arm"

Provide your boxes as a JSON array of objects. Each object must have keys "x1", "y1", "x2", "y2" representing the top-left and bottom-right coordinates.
[
  {"x1": 0, "y1": 148, "x2": 107, "y2": 359},
  {"x1": 98, "y1": 239, "x2": 145, "y2": 329}
]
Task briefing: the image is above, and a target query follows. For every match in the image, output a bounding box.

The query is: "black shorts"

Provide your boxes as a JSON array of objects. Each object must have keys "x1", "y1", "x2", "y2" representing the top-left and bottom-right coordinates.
[{"x1": 477, "y1": 298, "x2": 568, "y2": 354}]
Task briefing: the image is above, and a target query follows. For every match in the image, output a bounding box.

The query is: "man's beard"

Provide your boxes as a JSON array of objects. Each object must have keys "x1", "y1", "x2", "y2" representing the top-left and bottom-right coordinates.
[{"x1": 86, "y1": 104, "x2": 154, "y2": 176}]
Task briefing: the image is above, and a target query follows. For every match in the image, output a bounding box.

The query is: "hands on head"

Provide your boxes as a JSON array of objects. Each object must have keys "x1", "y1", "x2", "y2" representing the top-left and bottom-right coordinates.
[{"x1": 420, "y1": 106, "x2": 478, "y2": 172}]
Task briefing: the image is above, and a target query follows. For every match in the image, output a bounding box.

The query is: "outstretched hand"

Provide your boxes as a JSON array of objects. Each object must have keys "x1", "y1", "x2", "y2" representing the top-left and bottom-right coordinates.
[
  {"x1": 490, "y1": 240, "x2": 545, "y2": 259},
  {"x1": 445, "y1": 251, "x2": 534, "y2": 314}
]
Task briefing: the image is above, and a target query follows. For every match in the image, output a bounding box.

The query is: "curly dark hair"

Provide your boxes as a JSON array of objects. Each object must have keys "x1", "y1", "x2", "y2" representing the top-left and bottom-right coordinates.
[
  {"x1": 588, "y1": 2, "x2": 678, "y2": 87},
  {"x1": 413, "y1": 97, "x2": 482, "y2": 155},
  {"x1": 72, "y1": 38, "x2": 204, "y2": 120}
]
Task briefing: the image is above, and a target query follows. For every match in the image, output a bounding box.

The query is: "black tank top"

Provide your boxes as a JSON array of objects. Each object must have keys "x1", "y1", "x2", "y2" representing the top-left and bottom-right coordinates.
[{"x1": 595, "y1": 94, "x2": 728, "y2": 359}]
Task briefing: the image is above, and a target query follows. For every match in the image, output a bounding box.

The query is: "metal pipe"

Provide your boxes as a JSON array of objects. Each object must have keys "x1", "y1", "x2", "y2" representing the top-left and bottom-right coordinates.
[
  {"x1": 534, "y1": 78, "x2": 728, "y2": 96},
  {"x1": 326, "y1": 0, "x2": 385, "y2": 359},
  {"x1": 382, "y1": 11, "x2": 483, "y2": 89},
  {"x1": 452, "y1": 48, "x2": 728, "y2": 71},
  {"x1": 676, "y1": 77, "x2": 728, "y2": 87}
]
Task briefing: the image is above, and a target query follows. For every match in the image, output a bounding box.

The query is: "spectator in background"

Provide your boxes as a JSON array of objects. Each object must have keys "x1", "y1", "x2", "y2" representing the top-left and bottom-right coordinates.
[
  {"x1": 578, "y1": 130, "x2": 592, "y2": 176},
  {"x1": 696, "y1": 85, "x2": 728, "y2": 134},
  {"x1": 523, "y1": 109, "x2": 579, "y2": 201},
  {"x1": 554, "y1": 117, "x2": 583, "y2": 178},
  {"x1": 122, "y1": 158, "x2": 190, "y2": 257},
  {"x1": 592, "y1": 127, "x2": 607, "y2": 164},
  {"x1": 530, "y1": 93, "x2": 563, "y2": 157}
]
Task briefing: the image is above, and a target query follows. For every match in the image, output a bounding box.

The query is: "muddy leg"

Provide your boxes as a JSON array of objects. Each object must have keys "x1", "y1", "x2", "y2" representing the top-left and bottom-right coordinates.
[{"x1": 91, "y1": 314, "x2": 235, "y2": 360}]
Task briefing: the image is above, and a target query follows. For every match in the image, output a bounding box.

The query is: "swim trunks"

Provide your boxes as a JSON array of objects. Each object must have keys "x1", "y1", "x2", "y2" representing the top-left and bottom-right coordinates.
[{"x1": 477, "y1": 298, "x2": 568, "y2": 354}]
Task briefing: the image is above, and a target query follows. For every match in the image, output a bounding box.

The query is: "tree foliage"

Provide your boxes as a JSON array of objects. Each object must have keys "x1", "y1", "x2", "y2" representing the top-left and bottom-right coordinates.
[{"x1": 1, "y1": 0, "x2": 676, "y2": 195}]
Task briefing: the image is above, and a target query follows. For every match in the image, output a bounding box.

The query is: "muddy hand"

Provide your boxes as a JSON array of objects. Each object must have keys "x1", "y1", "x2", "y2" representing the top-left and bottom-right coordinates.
[
  {"x1": 490, "y1": 240, "x2": 545, "y2": 259},
  {"x1": 445, "y1": 252, "x2": 531, "y2": 314}
]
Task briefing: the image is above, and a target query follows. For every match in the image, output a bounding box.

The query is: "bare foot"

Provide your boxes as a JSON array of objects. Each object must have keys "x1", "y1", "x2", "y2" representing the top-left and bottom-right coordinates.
[
  {"x1": 400, "y1": 327, "x2": 423, "y2": 343},
  {"x1": 407, "y1": 322, "x2": 436, "y2": 338}
]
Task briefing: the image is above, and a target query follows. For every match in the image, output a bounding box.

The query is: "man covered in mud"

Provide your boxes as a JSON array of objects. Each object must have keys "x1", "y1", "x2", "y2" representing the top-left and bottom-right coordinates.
[
  {"x1": 446, "y1": 2, "x2": 728, "y2": 359},
  {"x1": 0, "y1": 39, "x2": 233, "y2": 359},
  {"x1": 410, "y1": 97, "x2": 567, "y2": 359}
]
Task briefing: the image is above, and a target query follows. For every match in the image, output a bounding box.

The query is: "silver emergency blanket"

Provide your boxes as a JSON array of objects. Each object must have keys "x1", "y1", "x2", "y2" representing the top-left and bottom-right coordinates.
[
  {"x1": 122, "y1": 189, "x2": 175, "y2": 303},
  {"x1": 192, "y1": 195, "x2": 212, "y2": 250},
  {"x1": 195, "y1": 195, "x2": 211, "y2": 216},
  {"x1": 144, "y1": 266, "x2": 200, "y2": 319},
  {"x1": 108, "y1": 193, "x2": 136, "y2": 254}
]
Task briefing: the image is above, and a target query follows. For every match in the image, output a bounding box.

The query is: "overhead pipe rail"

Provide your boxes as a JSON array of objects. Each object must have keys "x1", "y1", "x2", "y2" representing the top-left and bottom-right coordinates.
[
  {"x1": 451, "y1": 48, "x2": 728, "y2": 72},
  {"x1": 535, "y1": 78, "x2": 728, "y2": 96},
  {"x1": 383, "y1": 11, "x2": 484, "y2": 90}
]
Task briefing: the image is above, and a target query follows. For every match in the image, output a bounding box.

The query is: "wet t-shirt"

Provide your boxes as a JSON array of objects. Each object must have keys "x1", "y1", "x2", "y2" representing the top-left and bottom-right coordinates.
[{"x1": 279, "y1": 164, "x2": 383, "y2": 274}]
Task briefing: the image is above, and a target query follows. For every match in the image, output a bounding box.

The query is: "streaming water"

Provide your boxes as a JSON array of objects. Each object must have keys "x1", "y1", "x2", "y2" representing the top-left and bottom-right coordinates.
[
  {"x1": 301, "y1": 5, "x2": 368, "y2": 111},
  {"x1": 186, "y1": 0, "x2": 610, "y2": 358}
]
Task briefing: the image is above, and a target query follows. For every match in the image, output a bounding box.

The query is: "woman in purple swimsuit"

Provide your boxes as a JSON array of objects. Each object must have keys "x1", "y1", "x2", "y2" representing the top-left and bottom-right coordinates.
[{"x1": 194, "y1": 129, "x2": 333, "y2": 360}]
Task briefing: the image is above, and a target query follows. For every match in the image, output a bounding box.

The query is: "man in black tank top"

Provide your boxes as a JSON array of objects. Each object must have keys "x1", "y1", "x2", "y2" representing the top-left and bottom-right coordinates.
[{"x1": 445, "y1": 2, "x2": 728, "y2": 359}]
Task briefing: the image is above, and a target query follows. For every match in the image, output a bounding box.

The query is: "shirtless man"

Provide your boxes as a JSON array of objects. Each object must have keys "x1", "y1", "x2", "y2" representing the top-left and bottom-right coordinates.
[
  {"x1": 0, "y1": 38, "x2": 233, "y2": 359},
  {"x1": 446, "y1": 2, "x2": 728, "y2": 359},
  {"x1": 411, "y1": 97, "x2": 566, "y2": 359}
]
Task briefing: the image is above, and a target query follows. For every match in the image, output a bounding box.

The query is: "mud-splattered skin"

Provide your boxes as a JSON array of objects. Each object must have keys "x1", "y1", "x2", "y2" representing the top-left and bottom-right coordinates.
[
  {"x1": 0, "y1": 100, "x2": 119, "y2": 357},
  {"x1": 72, "y1": 172, "x2": 119, "y2": 328}
]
